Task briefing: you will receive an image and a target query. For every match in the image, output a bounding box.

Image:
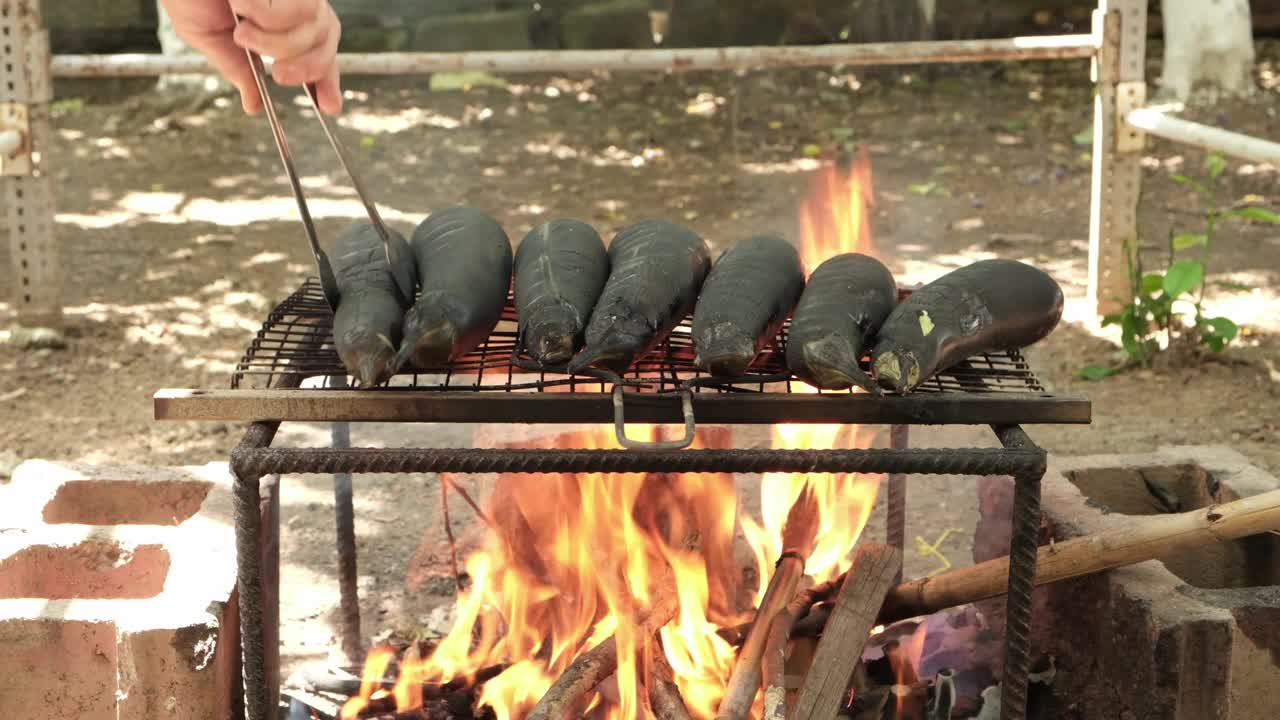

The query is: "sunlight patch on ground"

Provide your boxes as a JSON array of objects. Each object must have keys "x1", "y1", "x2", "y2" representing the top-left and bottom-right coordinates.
[
  {"x1": 58, "y1": 194, "x2": 427, "y2": 230},
  {"x1": 337, "y1": 107, "x2": 463, "y2": 133},
  {"x1": 243, "y1": 251, "x2": 289, "y2": 267},
  {"x1": 740, "y1": 158, "x2": 823, "y2": 175}
]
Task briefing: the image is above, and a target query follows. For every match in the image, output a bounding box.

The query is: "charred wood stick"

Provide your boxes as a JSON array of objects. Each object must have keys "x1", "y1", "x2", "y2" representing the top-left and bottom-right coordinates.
[
  {"x1": 716, "y1": 485, "x2": 820, "y2": 720},
  {"x1": 717, "y1": 572, "x2": 844, "y2": 646},
  {"x1": 648, "y1": 639, "x2": 694, "y2": 720},
  {"x1": 792, "y1": 543, "x2": 902, "y2": 720},
  {"x1": 761, "y1": 576, "x2": 816, "y2": 720},
  {"x1": 880, "y1": 487, "x2": 1280, "y2": 623},
  {"x1": 527, "y1": 560, "x2": 684, "y2": 720}
]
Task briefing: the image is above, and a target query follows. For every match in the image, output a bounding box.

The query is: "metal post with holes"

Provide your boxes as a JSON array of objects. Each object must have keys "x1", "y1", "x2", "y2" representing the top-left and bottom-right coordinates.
[
  {"x1": 0, "y1": 0, "x2": 58, "y2": 325},
  {"x1": 1088, "y1": 0, "x2": 1147, "y2": 319}
]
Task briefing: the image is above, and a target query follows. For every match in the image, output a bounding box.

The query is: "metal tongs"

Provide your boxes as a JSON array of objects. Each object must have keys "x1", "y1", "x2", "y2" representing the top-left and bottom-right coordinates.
[{"x1": 231, "y1": 13, "x2": 416, "y2": 312}]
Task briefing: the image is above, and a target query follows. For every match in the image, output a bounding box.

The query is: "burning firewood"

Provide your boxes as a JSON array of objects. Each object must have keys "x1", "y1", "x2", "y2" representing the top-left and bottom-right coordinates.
[
  {"x1": 647, "y1": 638, "x2": 694, "y2": 720},
  {"x1": 526, "y1": 543, "x2": 686, "y2": 720},
  {"x1": 716, "y1": 483, "x2": 820, "y2": 720},
  {"x1": 761, "y1": 575, "x2": 815, "y2": 720},
  {"x1": 792, "y1": 543, "x2": 902, "y2": 719}
]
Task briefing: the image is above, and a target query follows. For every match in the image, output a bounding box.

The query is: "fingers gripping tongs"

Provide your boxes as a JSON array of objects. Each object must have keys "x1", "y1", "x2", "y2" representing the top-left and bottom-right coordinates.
[{"x1": 230, "y1": 13, "x2": 417, "y2": 312}]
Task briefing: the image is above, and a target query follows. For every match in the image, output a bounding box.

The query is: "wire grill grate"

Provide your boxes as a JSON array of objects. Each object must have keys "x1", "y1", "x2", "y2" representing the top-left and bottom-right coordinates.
[{"x1": 232, "y1": 278, "x2": 1051, "y2": 398}]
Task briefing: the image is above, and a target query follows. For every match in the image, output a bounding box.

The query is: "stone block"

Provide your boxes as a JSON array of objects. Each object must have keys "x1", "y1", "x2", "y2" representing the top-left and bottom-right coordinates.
[
  {"x1": 560, "y1": 0, "x2": 655, "y2": 49},
  {"x1": 411, "y1": 10, "x2": 533, "y2": 52},
  {"x1": 0, "y1": 461, "x2": 239, "y2": 720},
  {"x1": 974, "y1": 446, "x2": 1280, "y2": 720}
]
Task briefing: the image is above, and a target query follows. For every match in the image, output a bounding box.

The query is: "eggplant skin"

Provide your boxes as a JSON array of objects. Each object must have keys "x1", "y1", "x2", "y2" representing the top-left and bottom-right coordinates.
[
  {"x1": 394, "y1": 206, "x2": 513, "y2": 370},
  {"x1": 513, "y1": 219, "x2": 610, "y2": 367},
  {"x1": 566, "y1": 219, "x2": 711, "y2": 375},
  {"x1": 692, "y1": 234, "x2": 805, "y2": 377},
  {"x1": 331, "y1": 221, "x2": 416, "y2": 388},
  {"x1": 785, "y1": 252, "x2": 897, "y2": 392},
  {"x1": 870, "y1": 258, "x2": 1064, "y2": 394}
]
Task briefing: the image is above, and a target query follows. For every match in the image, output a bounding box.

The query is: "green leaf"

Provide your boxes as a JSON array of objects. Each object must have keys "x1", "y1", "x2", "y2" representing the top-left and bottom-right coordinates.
[
  {"x1": 1213, "y1": 279, "x2": 1252, "y2": 292},
  {"x1": 1101, "y1": 312, "x2": 1123, "y2": 327},
  {"x1": 1203, "y1": 335, "x2": 1226, "y2": 352},
  {"x1": 1226, "y1": 206, "x2": 1280, "y2": 224},
  {"x1": 1206, "y1": 153, "x2": 1227, "y2": 181},
  {"x1": 359, "y1": 135, "x2": 375, "y2": 149},
  {"x1": 1205, "y1": 317, "x2": 1239, "y2": 340},
  {"x1": 1169, "y1": 173, "x2": 1192, "y2": 186},
  {"x1": 803, "y1": 144, "x2": 822, "y2": 158},
  {"x1": 1072, "y1": 126, "x2": 1093, "y2": 146},
  {"x1": 908, "y1": 182, "x2": 947, "y2": 196},
  {"x1": 1163, "y1": 260, "x2": 1204, "y2": 297},
  {"x1": 1077, "y1": 364, "x2": 1118, "y2": 380},
  {"x1": 1141, "y1": 273, "x2": 1164, "y2": 295},
  {"x1": 1120, "y1": 331, "x2": 1144, "y2": 361},
  {"x1": 1172, "y1": 233, "x2": 1208, "y2": 251},
  {"x1": 829, "y1": 127, "x2": 855, "y2": 141}
]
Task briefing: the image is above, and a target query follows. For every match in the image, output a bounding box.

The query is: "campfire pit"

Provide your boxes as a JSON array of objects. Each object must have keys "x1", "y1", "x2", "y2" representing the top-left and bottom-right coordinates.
[{"x1": 154, "y1": 275, "x2": 1088, "y2": 720}]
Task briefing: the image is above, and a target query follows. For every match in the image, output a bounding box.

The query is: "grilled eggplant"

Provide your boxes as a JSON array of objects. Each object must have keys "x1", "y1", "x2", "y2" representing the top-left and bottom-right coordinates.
[
  {"x1": 870, "y1": 258, "x2": 1064, "y2": 394},
  {"x1": 394, "y1": 206, "x2": 513, "y2": 370},
  {"x1": 513, "y1": 219, "x2": 610, "y2": 366},
  {"x1": 331, "y1": 220, "x2": 416, "y2": 387},
  {"x1": 785, "y1": 252, "x2": 897, "y2": 392},
  {"x1": 692, "y1": 234, "x2": 805, "y2": 376},
  {"x1": 565, "y1": 219, "x2": 711, "y2": 375}
]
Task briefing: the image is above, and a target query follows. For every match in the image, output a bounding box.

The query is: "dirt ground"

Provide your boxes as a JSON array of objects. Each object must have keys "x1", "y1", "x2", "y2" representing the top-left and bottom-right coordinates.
[{"x1": 2, "y1": 43, "x2": 1279, "y2": 673}]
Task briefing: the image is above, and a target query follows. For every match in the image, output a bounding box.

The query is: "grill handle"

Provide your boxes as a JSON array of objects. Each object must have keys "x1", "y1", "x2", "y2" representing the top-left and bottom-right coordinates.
[{"x1": 612, "y1": 385, "x2": 696, "y2": 451}]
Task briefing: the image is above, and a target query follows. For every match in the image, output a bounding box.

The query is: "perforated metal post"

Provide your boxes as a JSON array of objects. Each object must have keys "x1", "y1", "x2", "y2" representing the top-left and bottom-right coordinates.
[
  {"x1": 1088, "y1": 0, "x2": 1147, "y2": 319},
  {"x1": 0, "y1": 0, "x2": 58, "y2": 325}
]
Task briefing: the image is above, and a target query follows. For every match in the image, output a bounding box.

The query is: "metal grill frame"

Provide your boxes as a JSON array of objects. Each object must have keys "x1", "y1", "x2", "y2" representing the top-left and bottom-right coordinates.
[{"x1": 172, "y1": 278, "x2": 1085, "y2": 720}]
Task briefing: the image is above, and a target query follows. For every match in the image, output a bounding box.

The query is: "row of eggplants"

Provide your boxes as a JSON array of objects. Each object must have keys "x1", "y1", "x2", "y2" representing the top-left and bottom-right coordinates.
[{"x1": 329, "y1": 206, "x2": 1064, "y2": 394}]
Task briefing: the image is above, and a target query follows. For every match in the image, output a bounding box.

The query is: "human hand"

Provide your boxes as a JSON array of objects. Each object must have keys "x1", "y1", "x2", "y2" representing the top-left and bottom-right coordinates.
[{"x1": 160, "y1": 0, "x2": 343, "y2": 115}]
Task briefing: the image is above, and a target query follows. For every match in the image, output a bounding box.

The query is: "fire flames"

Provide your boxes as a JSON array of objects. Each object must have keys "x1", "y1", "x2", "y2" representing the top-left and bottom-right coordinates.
[{"x1": 342, "y1": 152, "x2": 884, "y2": 720}]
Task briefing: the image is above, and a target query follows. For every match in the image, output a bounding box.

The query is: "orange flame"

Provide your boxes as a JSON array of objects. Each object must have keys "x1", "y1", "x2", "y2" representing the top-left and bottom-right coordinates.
[{"x1": 341, "y1": 152, "x2": 886, "y2": 720}]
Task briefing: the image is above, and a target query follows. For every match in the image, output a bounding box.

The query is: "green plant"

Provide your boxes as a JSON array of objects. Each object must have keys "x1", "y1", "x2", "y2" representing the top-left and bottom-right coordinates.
[{"x1": 1080, "y1": 153, "x2": 1280, "y2": 380}]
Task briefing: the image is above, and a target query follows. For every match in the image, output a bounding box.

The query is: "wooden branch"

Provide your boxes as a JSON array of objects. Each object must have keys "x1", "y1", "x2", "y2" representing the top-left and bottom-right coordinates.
[
  {"x1": 648, "y1": 640, "x2": 694, "y2": 720},
  {"x1": 527, "y1": 551, "x2": 685, "y2": 720},
  {"x1": 761, "y1": 577, "x2": 816, "y2": 720},
  {"x1": 792, "y1": 543, "x2": 902, "y2": 720},
  {"x1": 716, "y1": 485, "x2": 820, "y2": 720},
  {"x1": 880, "y1": 487, "x2": 1280, "y2": 623}
]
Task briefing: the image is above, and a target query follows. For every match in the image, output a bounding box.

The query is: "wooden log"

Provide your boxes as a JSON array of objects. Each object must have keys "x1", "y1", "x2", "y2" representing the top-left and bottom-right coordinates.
[
  {"x1": 880, "y1": 487, "x2": 1280, "y2": 623},
  {"x1": 761, "y1": 577, "x2": 816, "y2": 720},
  {"x1": 792, "y1": 543, "x2": 902, "y2": 720},
  {"x1": 648, "y1": 640, "x2": 694, "y2": 720},
  {"x1": 527, "y1": 556, "x2": 684, "y2": 720},
  {"x1": 716, "y1": 485, "x2": 820, "y2": 720}
]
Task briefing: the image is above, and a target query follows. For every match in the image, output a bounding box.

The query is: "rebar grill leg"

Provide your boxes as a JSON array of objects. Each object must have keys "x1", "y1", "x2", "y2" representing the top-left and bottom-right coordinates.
[
  {"x1": 331, "y1": 375, "x2": 362, "y2": 665},
  {"x1": 232, "y1": 420, "x2": 285, "y2": 720},
  {"x1": 233, "y1": 465, "x2": 268, "y2": 720},
  {"x1": 991, "y1": 425, "x2": 1045, "y2": 720},
  {"x1": 886, "y1": 424, "x2": 909, "y2": 585},
  {"x1": 999, "y1": 468, "x2": 1041, "y2": 720}
]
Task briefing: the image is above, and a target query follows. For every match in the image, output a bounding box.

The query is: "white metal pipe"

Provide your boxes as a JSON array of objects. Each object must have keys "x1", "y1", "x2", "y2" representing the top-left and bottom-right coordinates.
[
  {"x1": 0, "y1": 129, "x2": 22, "y2": 157},
  {"x1": 50, "y1": 35, "x2": 1096, "y2": 78},
  {"x1": 1127, "y1": 107, "x2": 1280, "y2": 165}
]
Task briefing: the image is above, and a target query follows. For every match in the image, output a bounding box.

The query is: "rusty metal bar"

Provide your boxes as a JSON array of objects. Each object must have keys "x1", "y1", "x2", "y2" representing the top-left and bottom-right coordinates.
[
  {"x1": 886, "y1": 424, "x2": 909, "y2": 585},
  {"x1": 1126, "y1": 106, "x2": 1280, "y2": 165},
  {"x1": 230, "y1": 445, "x2": 1046, "y2": 478},
  {"x1": 156, "y1": 388, "x2": 1092, "y2": 426},
  {"x1": 1087, "y1": 1, "x2": 1147, "y2": 319},
  {"x1": 51, "y1": 35, "x2": 1095, "y2": 78},
  {"x1": 329, "y1": 375, "x2": 362, "y2": 666},
  {"x1": 2, "y1": 0, "x2": 60, "y2": 325},
  {"x1": 991, "y1": 425, "x2": 1046, "y2": 720}
]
